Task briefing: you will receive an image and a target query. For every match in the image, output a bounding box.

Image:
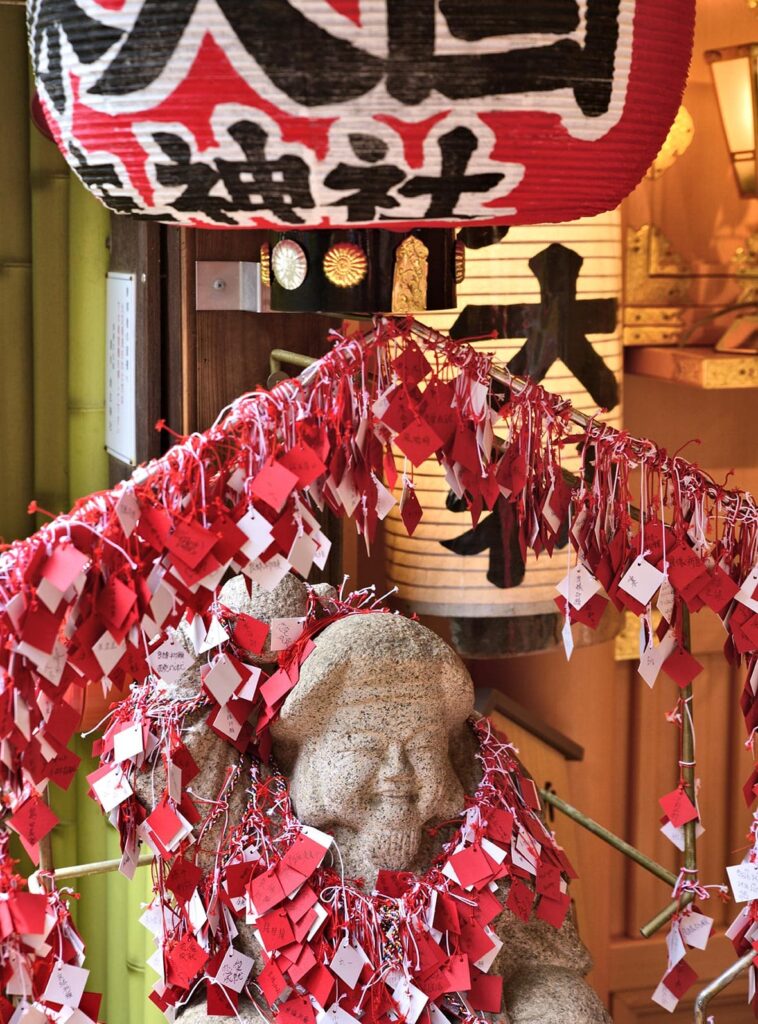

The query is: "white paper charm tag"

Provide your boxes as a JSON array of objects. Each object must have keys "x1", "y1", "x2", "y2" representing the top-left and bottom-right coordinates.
[
  {"x1": 42, "y1": 961, "x2": 89, "y2": 1007},
  {"x1": 204, "y1": 655, "x2": 241, "y2": 706},
  {"x1": 638, "y1": 630, "x2": 677, "y2": 689},
  {"x1": 651, "y1": 980, "x2": 679, "y2": 1012},
  {"x1": 393, "y1": 977, "x2": 428, "y2": 1024},
  {"x1": 93, "y1": 632, "x2": 126, "y2": 676},
  {"x1": 113, "y1": 723, "x2": 144, "y2": 763},
  {"x1": 115, "y1": 487, "x2": 140, "y2": 538},
  {"x1": 619, "y1": 556, "x2": 665, "y2": 606},
  {"x1": 679, "y1": 910, "x2": 713, "y2": 950},
  {"x1": 330, "y1": 938, "x2": 370, "y2": 989},
  {"x1": 561, "y1": 617, "x2": 574, "y2": 661},
  {"x1": 92, "y1": 765, "x2": 133, "y2": 813},
  {"x1": 727, "y1": 861, "x2": 758, "y2": 902},
  {"x1": 215, "y1": 945, "x2": 254, "y2": 993},
  {"x1": 149, "y1": 637, "x2": 194, "y2": 684},
  {"x1": 657, "y1": 579, "x2": 676, "y2": 623},
  {"x1": 270, "y1": 617, "x2": 306, "y2": 652},
  {"x1": 199, "y1": 616, "x2": 230, "y2": 654},
  {"x1": 556, "y1": 563, "x2": 601, "y2": 610},
  {"x1": 666, "y1": 921, "x2": 686, "y2": 968},
  {"x1": 245, "y1": 554, "x2": 290, "y2": 592}
]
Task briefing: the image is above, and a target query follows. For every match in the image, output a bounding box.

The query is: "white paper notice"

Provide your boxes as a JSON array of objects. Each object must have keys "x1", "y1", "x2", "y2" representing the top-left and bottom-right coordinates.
[{"x1": 105, "y1": 272, "x2": 137, "y2": 466}]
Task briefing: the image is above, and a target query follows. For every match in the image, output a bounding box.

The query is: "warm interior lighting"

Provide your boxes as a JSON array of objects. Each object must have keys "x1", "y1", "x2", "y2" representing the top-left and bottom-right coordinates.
[{"x1": 706, "y1": 43, "x2": 758, "y2": 196}]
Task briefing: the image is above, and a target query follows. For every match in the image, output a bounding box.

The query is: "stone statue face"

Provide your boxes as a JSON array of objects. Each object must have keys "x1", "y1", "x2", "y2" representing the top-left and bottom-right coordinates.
[{"x1": 283, "y1": 674, "x2": 465, "y2": 876}]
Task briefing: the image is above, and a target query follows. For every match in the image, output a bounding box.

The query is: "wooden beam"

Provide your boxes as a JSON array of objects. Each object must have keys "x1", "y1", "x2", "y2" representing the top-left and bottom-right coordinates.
[
  {"x1": 626, "y1": 345, "x2": 758, "y2": 388},
  {"x1": 476, "y1": 688, "x2": 585, "y2": 761}
]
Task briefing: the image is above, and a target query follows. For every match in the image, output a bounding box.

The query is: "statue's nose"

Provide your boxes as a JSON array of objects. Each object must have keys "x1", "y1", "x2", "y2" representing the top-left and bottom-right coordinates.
[{"x1": 379, "y1": 741, "x2": 416, "y2": 789}]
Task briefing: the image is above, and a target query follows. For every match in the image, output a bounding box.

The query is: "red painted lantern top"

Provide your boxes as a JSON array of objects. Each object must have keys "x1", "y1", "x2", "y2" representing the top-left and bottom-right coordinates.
[{"x1": 28, "y1": 0, "x2": 695, "y2": 229}]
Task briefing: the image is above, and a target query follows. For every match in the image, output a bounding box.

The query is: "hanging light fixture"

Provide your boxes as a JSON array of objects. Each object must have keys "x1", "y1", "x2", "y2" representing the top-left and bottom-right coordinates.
[{"x1": 706, "y1": 43, "x2": 758, "y2": 197}]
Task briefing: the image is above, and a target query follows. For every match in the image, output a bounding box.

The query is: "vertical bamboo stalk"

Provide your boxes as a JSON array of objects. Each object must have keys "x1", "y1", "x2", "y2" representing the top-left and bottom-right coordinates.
[
  {"x1": 0, "y1": 6, "x2": 33, "y2": 542},
  {"x1": 639, "y1": 604, "x2": 698, "y2": 936},
  {"x1": 67, "y1": 178, "x2": 109, "y2": 505},
  {"x1": 680, "y1": 607, "x2": 697, "y2": 879},
  {"x1": 30, "y1": 87, "x2": 70, "y2": 522}
]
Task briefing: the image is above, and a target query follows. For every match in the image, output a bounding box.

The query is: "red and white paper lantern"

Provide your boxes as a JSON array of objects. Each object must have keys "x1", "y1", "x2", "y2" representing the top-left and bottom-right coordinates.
[{"x1": 28, "y1": 0, "x2": 695, "y2": 229}]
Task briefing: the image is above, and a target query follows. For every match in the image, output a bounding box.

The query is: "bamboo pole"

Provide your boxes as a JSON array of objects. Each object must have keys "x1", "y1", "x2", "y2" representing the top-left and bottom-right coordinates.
[
  {"x1": 31, "y1": 853, "x2": 154, "y2": 886},
  {"x1": 30, "y1": 82, "x2": 71, "y2": 523},
  {"x1": 0, "y1": 6, "x2": 34, "y2": 542},
  {"x1": 67, "y1": 178, "x2": 110, "y2": 505},
  {"x1": 640, "y1": 607, "x2": 698, "y2": 938},
  {"x1": 540, "y1": 789, "x2": 679, "y2": 888}
]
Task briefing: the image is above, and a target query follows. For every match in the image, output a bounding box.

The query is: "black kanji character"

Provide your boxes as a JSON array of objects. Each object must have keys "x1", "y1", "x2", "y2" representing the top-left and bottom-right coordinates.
[
  {"x1": 324, "y1": 134, "x2": 405, "y2": 222},
  {"x1": 387, "y1": 0, "x2": 621, "y2": 117},
  {"x1": 68, "y1": 143, "x2": 145, "y2": 216},
  {"x1": 457, "y1": 226, "x2": 510, "y2": 250},
  {"x1": 442, "y1": 494, "x2": 526, "y2": 590},
  {"x1": 153, "y1": 133, "x2": 237, "y2": 225},
  {"x1": 216, "y1": 122, "x2": 314, "y2": 225},
  {"x1": 399, "y1": 127, "x2": 503, "y2": 219},
  {"x1": 153, "y1": 122, "x2": 314, "y2": 226},
  {"x1": 46, "y1": 0, "x2": 620, "y2": 120},
  {"x1": 450, "y1": 243, "x2": 619, "y2": 411},
  {"x1": 30, "y1": 0, "x2": 123, "y2": 112},
  {"x1": 442, "y1": 236, "x2": 603, "y2": 591},
  {"x1": 86, "y1": 0, "x2": 384, "y2": 103}
]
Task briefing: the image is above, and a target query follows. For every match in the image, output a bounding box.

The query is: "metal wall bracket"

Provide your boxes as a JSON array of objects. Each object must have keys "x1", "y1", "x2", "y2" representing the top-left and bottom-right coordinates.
[{"x1": 195, "y1": 261, "x2": 261, "y2": 312}]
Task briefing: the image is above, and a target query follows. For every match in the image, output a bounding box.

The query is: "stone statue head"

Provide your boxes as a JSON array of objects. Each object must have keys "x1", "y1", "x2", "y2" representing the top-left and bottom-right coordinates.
[{"x1": 270, "y1": 612, "x2": 476, "y2": 882}]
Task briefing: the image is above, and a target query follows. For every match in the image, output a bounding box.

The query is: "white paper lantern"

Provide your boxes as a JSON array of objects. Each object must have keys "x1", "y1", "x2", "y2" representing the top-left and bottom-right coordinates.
[{"x1": 385, "y1": 210, "x2": 623, "y2": 617}]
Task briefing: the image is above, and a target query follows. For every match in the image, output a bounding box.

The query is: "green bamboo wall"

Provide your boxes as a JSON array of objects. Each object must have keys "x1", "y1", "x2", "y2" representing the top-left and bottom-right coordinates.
[{"x1": 1, "y1": 8, "x2": 161, "y2": 1022}]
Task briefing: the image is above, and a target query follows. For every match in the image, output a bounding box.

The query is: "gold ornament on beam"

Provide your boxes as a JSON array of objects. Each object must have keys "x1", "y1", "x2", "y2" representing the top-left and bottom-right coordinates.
[
  {"x1": 392, "y1": 236, "x2": 429, "y2": 313},
  {"x1": 730, "y1": 231, "x2": 758, "y2": 303},
  {"x1": 645, "y1": 105, "x2": 694, "y2": 180},
  {"x1": 271, "y1": 239, "x2": 308, "y2": 291},
  {"x1": 259, "y1": 243, "x2": 271, "y2": 287},
  {"x1": 323, "y1": 242, "x2": 368, "y2": 288},
  {"x1": 455, "y1": 239, "x2": 466, "y2": 284}
]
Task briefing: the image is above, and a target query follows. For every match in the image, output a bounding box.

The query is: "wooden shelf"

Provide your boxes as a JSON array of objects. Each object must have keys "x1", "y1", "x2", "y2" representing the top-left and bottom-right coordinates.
[{"x1": 624, "y1": 345, "x2": 758, "y2": 388}]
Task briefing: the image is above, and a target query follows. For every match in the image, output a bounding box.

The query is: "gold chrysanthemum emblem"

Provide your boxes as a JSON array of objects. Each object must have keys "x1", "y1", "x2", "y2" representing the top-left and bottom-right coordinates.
[{"x1": 323, "y1": 243, "x2": 368, "y2": 288}]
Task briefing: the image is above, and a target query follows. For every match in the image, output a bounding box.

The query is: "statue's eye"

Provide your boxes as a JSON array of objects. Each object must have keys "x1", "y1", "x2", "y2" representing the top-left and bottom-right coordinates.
[{"x1": 339, "y1": 734, "x2": 385, "y2": 754}]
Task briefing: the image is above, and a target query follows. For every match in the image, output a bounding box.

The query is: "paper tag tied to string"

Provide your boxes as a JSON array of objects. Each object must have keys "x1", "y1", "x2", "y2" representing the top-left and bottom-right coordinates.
[
  {"x1": 619, "y1": 557, "x2": 666, "y2": 607},
  {"x1": 556, "y1": 563, "x2": 602, "y2": 611}
]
